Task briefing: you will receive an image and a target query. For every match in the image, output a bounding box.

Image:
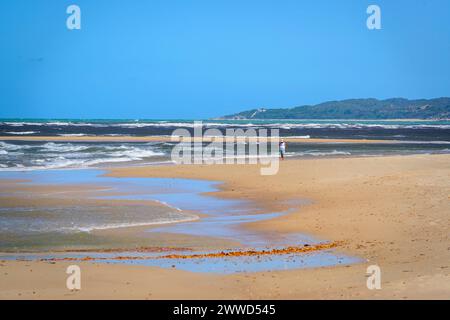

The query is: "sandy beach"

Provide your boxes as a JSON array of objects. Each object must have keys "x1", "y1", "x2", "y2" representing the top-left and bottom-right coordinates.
[
  {"x1": 1, "y1": 154, "x2": 449, "y2": 299},
  {"x1": 2, "y1": 0, "x2": 450, "y2": 304}
]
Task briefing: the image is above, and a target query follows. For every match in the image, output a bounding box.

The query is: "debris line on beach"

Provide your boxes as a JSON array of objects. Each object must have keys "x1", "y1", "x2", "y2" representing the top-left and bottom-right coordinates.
[{"x1": 38, "y1": 242, "x2": 342, "y2": 262}]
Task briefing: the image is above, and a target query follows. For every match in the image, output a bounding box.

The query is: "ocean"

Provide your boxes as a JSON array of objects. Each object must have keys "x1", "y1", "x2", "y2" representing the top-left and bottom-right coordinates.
[{"x1": 1, "y1": 119, "x2": 449, "y2": 170}]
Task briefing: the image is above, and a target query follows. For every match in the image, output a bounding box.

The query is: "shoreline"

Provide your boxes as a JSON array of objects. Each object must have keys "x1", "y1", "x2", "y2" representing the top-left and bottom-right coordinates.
[
  {"x1": 0, "y1": 170, "x2": 337, "y2": 259},
  {"x1": 106, "y1": 154, "x2": 450, "y2": 298},
  {"x1": 0, "y1": 169, "x2": 358, "y2": 275},
  {"x1": 107, "y1": 153, "x2": 450, "y2": 244},
  {"x1": 1, "y1": 154, "x2": 449, "y2": 298}
]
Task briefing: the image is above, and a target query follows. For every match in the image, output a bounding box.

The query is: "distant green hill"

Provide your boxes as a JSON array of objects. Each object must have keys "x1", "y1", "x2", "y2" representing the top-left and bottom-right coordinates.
[{"x1": 220, "y1": 98, "x2": 450, "y2": 120}]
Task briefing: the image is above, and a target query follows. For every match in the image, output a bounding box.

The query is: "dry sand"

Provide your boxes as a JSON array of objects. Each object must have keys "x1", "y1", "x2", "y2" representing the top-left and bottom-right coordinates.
[{"x1": 1, "y1": 154, "x2": 449, "y2": 299}]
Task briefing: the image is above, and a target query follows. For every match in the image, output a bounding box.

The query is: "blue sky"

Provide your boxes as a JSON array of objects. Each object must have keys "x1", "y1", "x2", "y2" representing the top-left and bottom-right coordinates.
[{"x1": 1, "y1": 0, "x2": 449, "y2": 119}]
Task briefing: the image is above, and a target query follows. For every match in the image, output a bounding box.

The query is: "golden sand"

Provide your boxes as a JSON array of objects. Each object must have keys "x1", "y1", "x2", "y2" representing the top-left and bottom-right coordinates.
[{"x1": 1, "y1": 154, "x2": 449, "y2": 299}]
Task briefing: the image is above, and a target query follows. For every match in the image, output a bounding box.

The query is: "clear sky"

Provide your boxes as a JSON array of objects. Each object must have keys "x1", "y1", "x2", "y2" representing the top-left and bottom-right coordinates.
[{"x1": 1, "y1": 0, "x2": 449, "y2": 119}]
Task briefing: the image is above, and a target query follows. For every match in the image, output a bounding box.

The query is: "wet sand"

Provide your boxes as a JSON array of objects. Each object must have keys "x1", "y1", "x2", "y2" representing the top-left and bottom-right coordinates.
[
  {"x1": 0, "y1": 171, "x2": 354, "y2": 272},
  {"x1": 1, "y1": 154, "x2": 449, "y2": 299},
  {"x1": 0, "y1": 180, "x2": 237, "y2": 252}
]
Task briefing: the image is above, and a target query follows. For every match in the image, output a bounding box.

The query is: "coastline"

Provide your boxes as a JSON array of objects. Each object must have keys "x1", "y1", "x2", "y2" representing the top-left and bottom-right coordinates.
[
  {"x1": 1, "y1": 154, "x2": 449, "y2": 298},
  {"x1": 108, "y1": 154, "x2": 450, "y2": 262}
]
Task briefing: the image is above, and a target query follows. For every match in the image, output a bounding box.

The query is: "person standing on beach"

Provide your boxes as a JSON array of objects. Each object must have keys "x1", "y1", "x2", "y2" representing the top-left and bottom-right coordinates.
[{"x1": 279, "y1": 139, "x2": 286, "y2": 160}]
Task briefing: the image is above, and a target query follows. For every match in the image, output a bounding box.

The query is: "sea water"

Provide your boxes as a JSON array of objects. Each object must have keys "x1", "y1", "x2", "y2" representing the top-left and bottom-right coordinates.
[
  {"x1": 0, "y1": 169, "x2": 361, "y2": 273},
  {"x1": 1, "y1": 119, "x2": 449, "y2": 171}
]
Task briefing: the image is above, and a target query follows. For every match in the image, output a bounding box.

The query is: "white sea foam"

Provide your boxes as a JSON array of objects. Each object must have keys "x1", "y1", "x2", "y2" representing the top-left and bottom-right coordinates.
[
  {"x1": 287, "y1": 135, "x2": 311, "y2": 139},
  {"x1": 152, "y1": 199, "x2": 183, "y2": 212},
  {"x1": 3, "y1": 122, "x2": 36, "y2": 127},
  {"x1": 0, "y1": 141, "x2": 23, "y2": 151},
  {"x1": 0, "y1": 141, "x2": 168, "y2": 171},
  {"x1": 107, "y1": 148, "x2": 164, "y2": 159},
  {"x1": 295, "y1": 150, "x2": 352, "y2": 157},
  {"x1": 2, "y1": 120, "x2": 450, "y2": 131},
  {"x1": 62, "y1": 215, "x2": 199, "y2": 233},
  {"x1": 45, "y1": 122, "x2": 108, "y2": 127},
  {"x1": 42, "y1": 142, "x2": 91, "y2": 152},
  {"x1": 5, "y1": 131, "x2": 39, "y2": 135}
]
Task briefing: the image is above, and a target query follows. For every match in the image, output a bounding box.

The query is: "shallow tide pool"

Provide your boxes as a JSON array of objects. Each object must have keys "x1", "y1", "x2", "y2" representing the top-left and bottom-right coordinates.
[{"x1": 0, "y1": 168, "x2": 362, "y2": 273}]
